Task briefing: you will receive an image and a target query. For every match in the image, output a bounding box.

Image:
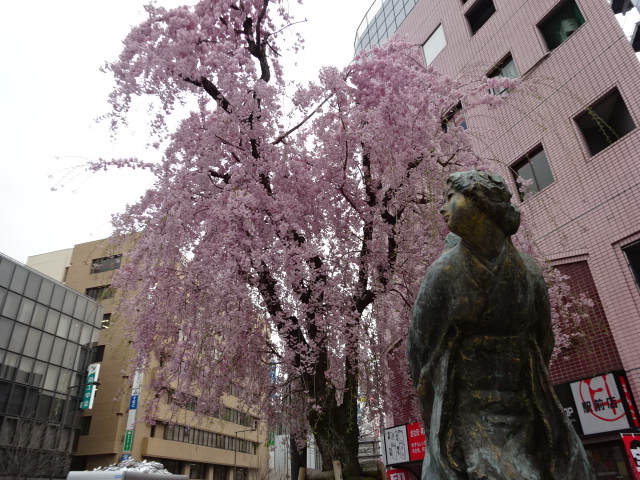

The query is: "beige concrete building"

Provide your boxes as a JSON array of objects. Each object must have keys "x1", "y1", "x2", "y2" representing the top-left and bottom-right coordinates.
[{"x1": 29, "y1": 238, "x2": 268, "y2": 480}]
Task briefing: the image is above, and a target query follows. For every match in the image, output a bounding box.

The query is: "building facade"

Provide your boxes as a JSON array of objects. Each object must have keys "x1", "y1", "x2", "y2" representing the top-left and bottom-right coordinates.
[
  {"x1": 28, "y1": 238, "x2": 268, "y2": 480},
  {"x1": 354, "y1": 0, "x2": 640, "y2": 478},
  {"x1": 0, "y1": 252, "x2": 103, "y2": 478}
]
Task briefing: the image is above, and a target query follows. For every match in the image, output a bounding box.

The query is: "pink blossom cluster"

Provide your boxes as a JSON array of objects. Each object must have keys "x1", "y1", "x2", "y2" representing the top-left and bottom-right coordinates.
[{"x1": 94, "y1": 0, "x2": 583, "y2": 452}]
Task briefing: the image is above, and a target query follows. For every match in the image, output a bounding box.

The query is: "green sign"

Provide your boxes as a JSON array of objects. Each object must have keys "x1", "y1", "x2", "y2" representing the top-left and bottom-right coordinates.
[
  {"x1": 123, "y1": 430, "x2": 134, "y2": 452},
  {"x1": 81, "y1": 364, "x2": 100, "y2": 410}
]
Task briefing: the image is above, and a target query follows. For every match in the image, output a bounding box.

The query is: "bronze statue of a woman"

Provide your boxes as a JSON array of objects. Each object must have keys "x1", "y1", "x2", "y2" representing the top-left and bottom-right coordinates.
[{"x1": 407, "y1": 171, "x2": 591, "y2": 479}]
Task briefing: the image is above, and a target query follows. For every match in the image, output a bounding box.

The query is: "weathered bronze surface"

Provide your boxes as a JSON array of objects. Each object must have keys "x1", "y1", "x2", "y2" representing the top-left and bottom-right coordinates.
[{"x1": 407, "y1": 171, "x2": 592, "y2": 480}]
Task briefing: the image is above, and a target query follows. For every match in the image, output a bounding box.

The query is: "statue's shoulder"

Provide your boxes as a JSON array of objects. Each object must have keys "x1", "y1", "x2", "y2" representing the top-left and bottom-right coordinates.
[
  {"x1": 424, "y1": 246, "x2": 461, "y2": 283},
  {"x1": 513, "y1": 247, "x2": 546, "y2": 281}
]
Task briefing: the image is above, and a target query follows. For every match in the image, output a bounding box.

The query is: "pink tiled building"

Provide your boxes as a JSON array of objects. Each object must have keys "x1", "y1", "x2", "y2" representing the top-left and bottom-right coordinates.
[{"x1": 355, "y1": 0, "x2": 640, "y2": 476}]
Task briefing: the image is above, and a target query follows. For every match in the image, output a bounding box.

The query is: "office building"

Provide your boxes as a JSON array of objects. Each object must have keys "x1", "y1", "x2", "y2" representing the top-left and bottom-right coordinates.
[
  {"x1": 354, "y1": 0, "x2": 640, "y2": 477},
  {"x1": 0, "y1": 252, "x2": 103, "y2": 478}
]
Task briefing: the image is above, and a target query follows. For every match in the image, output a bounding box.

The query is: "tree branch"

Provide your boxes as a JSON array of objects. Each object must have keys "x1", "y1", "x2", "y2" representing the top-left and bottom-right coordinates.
[
  {"x1": 272, "y1": 94, "x2": 334, "y2": 145},
  {"x1": 182, "y1": 75, "x2": 232, "y2": 113}
]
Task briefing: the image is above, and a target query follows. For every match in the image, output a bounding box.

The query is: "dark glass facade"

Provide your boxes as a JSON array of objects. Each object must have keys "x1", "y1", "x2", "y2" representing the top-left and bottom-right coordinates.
[
  {"x1": 354, "y1": 0, "x2": 419, "y2": 52},
  {"x1": 0, "y1": 253, "x2": 102, "y2": 478}
]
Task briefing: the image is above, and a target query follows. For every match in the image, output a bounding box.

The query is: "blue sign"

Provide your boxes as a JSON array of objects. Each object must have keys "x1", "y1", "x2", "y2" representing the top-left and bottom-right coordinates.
[
  {"x1": 129, "y1": 395, "x2": 139, "y2": 410},
  {"x1": 120, "y1": 454, "x2": 132, "y2": 462}
]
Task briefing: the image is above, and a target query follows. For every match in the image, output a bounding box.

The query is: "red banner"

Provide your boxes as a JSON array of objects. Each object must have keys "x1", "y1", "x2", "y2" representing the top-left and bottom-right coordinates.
[
  {"x1": 621, "y1": 433, "x2": 640, "y2": 480},
  {"x1": 406, "y1": 421, "x2": 426, "y2": 461}
]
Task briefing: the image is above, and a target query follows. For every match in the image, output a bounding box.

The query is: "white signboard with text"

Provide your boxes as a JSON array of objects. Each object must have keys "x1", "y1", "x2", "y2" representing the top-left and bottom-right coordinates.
[
  {"x1": 384, "y1": 425, "x2": 410, "y2": 465},
  {"x1": 571, "y1": 373, "x2": 630, "y2": 435}
]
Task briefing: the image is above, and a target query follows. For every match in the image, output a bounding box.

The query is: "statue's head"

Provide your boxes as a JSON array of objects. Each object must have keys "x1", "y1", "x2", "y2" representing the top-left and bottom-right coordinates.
[{"x1": 444, "y1": 170, "x2": 520, "y2": 236}]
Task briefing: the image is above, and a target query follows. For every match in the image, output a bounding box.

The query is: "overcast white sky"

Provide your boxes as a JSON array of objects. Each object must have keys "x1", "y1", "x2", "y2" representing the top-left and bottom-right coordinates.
[{"x1": 0, "y1": 0, "x2": 374, "y2": 264}]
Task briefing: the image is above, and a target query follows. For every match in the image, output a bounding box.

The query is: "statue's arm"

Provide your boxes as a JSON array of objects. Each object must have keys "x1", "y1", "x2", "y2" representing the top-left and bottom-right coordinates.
[{"x1": 407, "y1": 265, "x2": 448, "y2": 387}]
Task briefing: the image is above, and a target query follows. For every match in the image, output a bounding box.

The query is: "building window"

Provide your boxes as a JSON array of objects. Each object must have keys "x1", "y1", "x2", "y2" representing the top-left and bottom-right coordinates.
[
  {"x1": 423, "y1": 24, "x2": 447, "y2": 66},
  {"x1": 488, "y1": 54, "x2": 518, "y2": 95},
  {"x1": 623, "y1": 241, "x2": 640, "y2": 292},
  {"x1": 93, "y1": 345, "x2": 105, "y2": 363},
  {"x1": 512, "y1": 146, "x2": 554, "y2": 199},
  {"x1": 101, "y1": 313, "x2": 111, "y2": 329},
  {"x1": 90, "y1": 255, "x2": 122, "y2": 275},
  {"x1": 189, "y1": 463, "x2": 205, "y2": 479},
  {"x1": 85, "y1": 285, "x2": 115, "y2": 301},
  {"x1": 574, "y1": 88, "x2": 636, "y2": 156},
  {"x1": 442, "y1": 102, "x2": 468, "y2": 132},
  {"x1": 465, "y1": 0, "x2": 496, "y2": 35},
  {"x1": 538, "y1": 0, "x2": 585, "y2": 50}
]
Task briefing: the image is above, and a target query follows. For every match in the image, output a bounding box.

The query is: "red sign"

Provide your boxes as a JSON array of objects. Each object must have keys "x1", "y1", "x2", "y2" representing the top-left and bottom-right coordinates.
[
  {"x1": 621, "y1": 434, "x2": 640, "y2": 480},
  {"x1": 406, "y1": 421, "x2": 426, "y2": 461},
  {"x1": 386, "y1": 469, "x2": 413, "y2": 480},
  {"x1": 619, "y1": 375, "x2": 640, "y2": 427}
]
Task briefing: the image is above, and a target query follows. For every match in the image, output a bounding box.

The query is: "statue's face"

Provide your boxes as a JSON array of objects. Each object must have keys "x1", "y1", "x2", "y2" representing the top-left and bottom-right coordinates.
[{"x1": 439, "y1": 188, "x2": 484, "y2": 238}]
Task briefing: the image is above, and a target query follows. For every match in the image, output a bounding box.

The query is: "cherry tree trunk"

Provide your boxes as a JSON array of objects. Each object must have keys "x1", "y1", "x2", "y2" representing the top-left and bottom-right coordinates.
[{"x1": 307, "y1": 390, "x2": 361, "y2": 478}]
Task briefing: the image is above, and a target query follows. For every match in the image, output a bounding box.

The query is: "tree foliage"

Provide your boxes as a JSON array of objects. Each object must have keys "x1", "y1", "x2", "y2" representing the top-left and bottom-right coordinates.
[{"x1": 94, "y1": 0, "x2": 587, "y2": 472}]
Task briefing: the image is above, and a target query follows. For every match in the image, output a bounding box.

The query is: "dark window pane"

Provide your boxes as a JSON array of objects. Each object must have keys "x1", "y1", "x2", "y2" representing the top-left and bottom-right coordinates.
[
  {"x1": 624, "y1": 241, "x2": 640, "y2": 291},
  {"x1": 516, "y1": 161, "x2": 536, "y2": 192},
  {"x1": 37, "y1": 333, "x2": 55, "y2": 362},
  {"x1": 513, "y1": 147, "x2": 554, "y2": 199},
  {"x1": 575, "y1": 88, "x2": 636, "y2": 156},
  {"x1": 33, "y1": 361, "x2": 47, "y2": 389},
  {"x1": 8, "y1": 323, "x2": 28, "y2": 353},
  {"x1": 15, "y1": 357, "x2": 34, "y2": 385},
  {"x1": 73, "y1": 297, "x2": 88, "y2": 320},
  {"x1": 62, "y1": 343, "x2": 79, "y2": 370},
  {"x1": 17, "y1": 298, "x2": 35, "y2": 325},
  {"x1": 57, "y1": 314, "x2": 72, "y2": 338},
  {"x1": 44, "y1": 309, "x2": 60, "y2": 335},
  {"x1": 32, "y1": 303, "x2": 47, "y2": 330},
  {"x1": 90, "y1": 255, "x2": 122, "y2": 274},
  {"x1": 0, "y1": 380, "x2": 10, "y2": 413},
  {"x1": 51, "y1": 285, "x2": 66, "y2": 311},
  {"x1": 465, "y1": 0, "x2": 496, "y2": 34},
  {"x1": 0, "y1": 352, "x2": 19, "y2": 381},
  {"x1": 2, "y1": 291, "x2": 21, "y2": 319},
  {"x1": 23, "y1": 328, "x2": 42, "y2": 358},
  {"x1": 85, "y1": 285, "x2": 115, "y2": 302},
  {"x1": 9, "y1": 266, "x2": 29, "y2": 294},
  {"x1": 530, "y1": 150, "x2": 554, "y2": 191},
  {"x1": 69, "y1": 320, "x2": 82, "y2": 343},
  {"x1": 50, "y1": 337, "x2": 67, "y2": 365},
  {"x1": 36, "y1": 392, "x2": 53, "y2": 420},
  {"x1": 0, "y1": 259, "x2": 16, "y2": 289},
  {"x1": 0, "y1": 317, "x2": 14, "y2": 349},
  {"x1": 44, "y1": 365, "x2": 60, "y2": 391},
  {"x1": 8, "y1": 384, "x2": 26, "y2": 415},
  {"x1": 62, "y1": 292, "x2": 76, "y2": 316},
  {"x1": 24, "y1": 273, "x2": 42, "y2": 300},
  {"x1": 539, "y1": 0, "x2": 585, "y2": 50},
  {"x1": 37, "y1": 279, "x2": 54, "y2": 304}
]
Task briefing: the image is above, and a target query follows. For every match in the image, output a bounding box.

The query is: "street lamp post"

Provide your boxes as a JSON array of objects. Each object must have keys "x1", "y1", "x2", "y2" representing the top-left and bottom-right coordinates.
[{"x1": 233, "y1": 427, "x2": 256, "y2": 480}]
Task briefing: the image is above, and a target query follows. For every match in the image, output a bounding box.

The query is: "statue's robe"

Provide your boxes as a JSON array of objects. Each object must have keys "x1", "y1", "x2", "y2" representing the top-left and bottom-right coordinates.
[{"x1": 407, "y1": 240, "x2": 591, "y2": 480}]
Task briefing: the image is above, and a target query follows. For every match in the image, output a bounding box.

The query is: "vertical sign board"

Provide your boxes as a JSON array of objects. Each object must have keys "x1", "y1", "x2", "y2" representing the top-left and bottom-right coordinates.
[
  {"x1": 81, "y1": 363, "x2": 100, "y2": 410},
  {"x1": 570, "y1": 373, "x2": 631, "y2": 435},
  {"x1": 123, "y1": 371, "x2": 143, "y2": 453},
  {"x1": 622, "y1": 434, "x2": 640, "y2": 480},
  {"x1": 406, "y1": 422, "x2": 426, "y2": 461},
  {"x1": 383, "y1": 425, "x2": 409, "y2": 465}
]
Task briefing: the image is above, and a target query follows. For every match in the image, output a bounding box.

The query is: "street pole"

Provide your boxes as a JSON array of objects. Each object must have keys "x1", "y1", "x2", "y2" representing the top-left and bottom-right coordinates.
[{"x1": 232, "y1": 427, "x2": 256, "y2": 480}]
